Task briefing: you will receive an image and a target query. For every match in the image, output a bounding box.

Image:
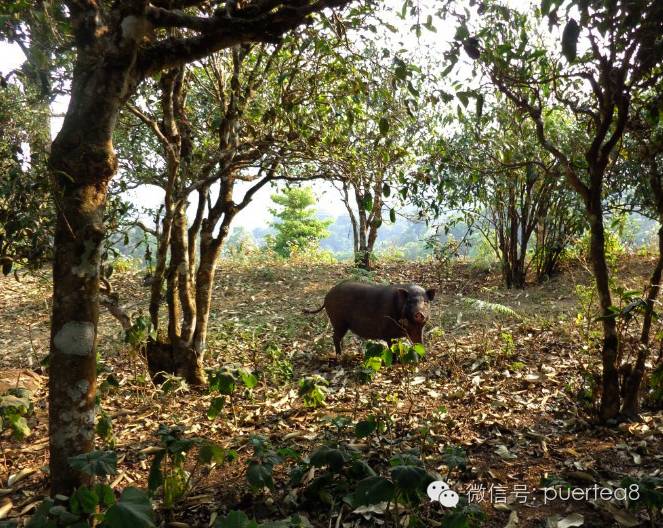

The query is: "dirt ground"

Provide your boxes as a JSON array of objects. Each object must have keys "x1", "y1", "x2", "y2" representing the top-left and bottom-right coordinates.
[{"x1": 0, "y1": 256, "x2": 662, "y2": 527}]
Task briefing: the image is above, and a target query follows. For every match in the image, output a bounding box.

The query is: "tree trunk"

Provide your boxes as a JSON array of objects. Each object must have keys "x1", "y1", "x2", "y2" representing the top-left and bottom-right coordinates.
[
  {"x1": 586, "y1": 202, "x2": 621, "y2": 421},
  {"x1": 621, "y1": 222, "x2": 663, "y2": 417},
  {"x1": 353, "y1": 187, "x2": 372, "y2": 269},
  {"x1": 171, "y1": 206, "x2": 196, "y2": 343},
  {"x1": 192, "y1": 239, "x2": 223, "y2": 356},
  {"x1": 48, "y1": 84, "x2": 123, "y2": 494}
]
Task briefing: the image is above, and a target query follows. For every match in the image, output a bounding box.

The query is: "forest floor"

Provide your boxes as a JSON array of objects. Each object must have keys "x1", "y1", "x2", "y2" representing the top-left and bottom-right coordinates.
[{"x1": 0, "y1": 254, "x2": 662, "y2": 527}]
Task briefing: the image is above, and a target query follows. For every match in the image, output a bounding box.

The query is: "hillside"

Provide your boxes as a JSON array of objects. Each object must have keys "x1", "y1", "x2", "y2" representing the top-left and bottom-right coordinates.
[{"x1": 1, "y1": 255, "x2": 661, "y2": 527}]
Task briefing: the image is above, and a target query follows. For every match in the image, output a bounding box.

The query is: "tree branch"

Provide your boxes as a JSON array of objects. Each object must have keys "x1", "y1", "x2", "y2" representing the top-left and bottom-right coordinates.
[{"x1": 138, "y1": 0, "x2": 355, "y2": 76}]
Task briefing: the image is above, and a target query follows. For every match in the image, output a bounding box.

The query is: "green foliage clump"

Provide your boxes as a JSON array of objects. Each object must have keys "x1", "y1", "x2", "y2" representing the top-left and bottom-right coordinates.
[
  {"x1": 0, "y1": 387, "x2": 33, "y2": 440},
  {"x1": 298, "y1": 375, "x2": 329, "y2": 408},
  {"x1": 28, "y1": 450, "x2": 155, "y2": 528},
  {"x1": 147, "y1": 425, "x2": 236, "y2": 509},
  {"x1": 267, "y1": 187, "x2": 332, "y2": 258},
  {"x1": 207, "y1": 366, "x2": 259, "y2": 420}
]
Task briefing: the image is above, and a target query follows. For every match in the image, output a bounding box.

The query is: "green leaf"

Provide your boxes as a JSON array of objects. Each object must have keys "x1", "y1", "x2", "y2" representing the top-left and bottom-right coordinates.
[
  {"x1": 147, "y1": 450, "x2": 165, "y2": 494},
  {"x1": 348, "y1": 476, "x2": 395, "y2": 507},
  {"x1": 6, "y1": 413, "x2": 30, "y2": 439},
  {"x1": 382, "y1": 183, "x2": 391, "y2": 198},
  {"x1": 309, "y1": 446, "x2": 346, "y2": 472},
  {"x1": 378, "y1": 117, "x2": 390, "y2": 136},
  {"x1": 238, "y1": 369, "x2": 258, "y2": 389},
  {"x1": 103, "y1": 488, "x2": 155, "y2": 528},
  {"x1": 381, "y1": 346, "x2": 393, "y2": 366},
  {"x1": 442, "y1": 445, "x2": 467, "y2": 470},
  {"x1": 364, "y1": 355, "x2": 383, "y2": 373},
  {"x1": 475, "y1": 94, "x2": 484, "y2": 122},
  {"x1": 69, "y1": 450, "x2": 117, "y2": 478},
  {"x1": 96, "y1": 411, "x2": 113, "y2": 444},
  {"x1": 0, "y1": 394, "x2": 30, "y2": 413},
  {"x1": 198, "y1": 442, "x2": 227, "y2": 465},
  {"x1": 561, "y1": 18, "x2": 580, "y2": 62},
  {"x1": 454, "y1": 23, "x2": 469, "y2": 41},
  {"x1": 390, "y1": 465, "x2": 434, "y2": 504},
  {"x1": 412, "y1": 343, "x2": 426, "y2": 358},
  {"x1": 355, "y1": 418, "x2": 378, "y2": 438},
  {"x1": 26, "y1": 498, "x2": 55, "y2": 528},
  {"x1": 361, "y1": 193, "x2": 373, "y2": 212},
  {"x1": 246, "y1": 461, "x2": 274, "y2": 490},
  {"x1": 70, "y1": 486, "x2": 99, "y2": 515},
  {"x1": 213, "y1": 371, "x2": 237, "y2": 396},
  {"x1": 456, "y1": 91, "x2": 470, "y2": 108},
  {"x1": 95, "y1": 484, "x2": 116, "y2": 508},
  {"x1": 208, "y1": 396, "x2": 225, "y2": 420},
  {"x1": 389, "y1": 208, "x2": 396, "y2": 223},
  {"x1": 390, "y1": 453, "x2": 422, "y2": 467}
]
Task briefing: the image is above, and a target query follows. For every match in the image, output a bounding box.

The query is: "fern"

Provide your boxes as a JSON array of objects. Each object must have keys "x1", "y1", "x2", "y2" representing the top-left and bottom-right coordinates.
[{"x1": 462, "y1": 297, "x2": 521, "y2": 319}]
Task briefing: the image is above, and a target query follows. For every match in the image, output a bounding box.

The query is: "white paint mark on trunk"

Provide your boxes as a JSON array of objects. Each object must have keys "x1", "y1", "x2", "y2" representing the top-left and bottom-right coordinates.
[
  {"x1": 72, "y1": 239, "x2": 99, "y2": 277},
  {"x1": 54, "y1": 321, "x2": 95, "y2": 356}
]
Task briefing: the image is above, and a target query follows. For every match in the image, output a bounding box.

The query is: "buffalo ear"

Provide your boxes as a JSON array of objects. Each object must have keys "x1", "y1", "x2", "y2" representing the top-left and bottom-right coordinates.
[
  {"x1": 396, "y1": 288, "x2": 409, "y2": 308},
  {"x1": 426, "y1": 288, "x2": 436, "y2": 301}
]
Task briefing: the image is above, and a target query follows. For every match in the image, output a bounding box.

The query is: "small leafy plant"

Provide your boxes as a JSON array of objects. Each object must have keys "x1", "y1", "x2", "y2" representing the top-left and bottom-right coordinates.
[
  {"x1": 245, "y1": 435, "x2": 299, "y2": 492},
  {"x1": 621, "y1": 475, "x2": 663, "y2": 525},
  {"x1": 0, "y1": 387, "x2": 33, "y2": 440},
  {"x1": 207, "y1": 366, "x2": 259, "y2": 419},
  {"x1": 28, "y1": 450, "x2": 155, "y2": 528},
  {"x1": 297, "y1": 375, "x2": 328, "y2": 408},
  {"x1": 147, "y1": 425, "x2": 236, "y2": 509},
  {"x1": 125, "y1": 314, "x2": 155, "y2": 350}
]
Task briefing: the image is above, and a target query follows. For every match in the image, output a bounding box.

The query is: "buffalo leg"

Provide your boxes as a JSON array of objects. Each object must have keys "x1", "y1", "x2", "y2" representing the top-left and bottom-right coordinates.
[{"x1": 332, "y1": 324, "x2": 348, "y2": 355}]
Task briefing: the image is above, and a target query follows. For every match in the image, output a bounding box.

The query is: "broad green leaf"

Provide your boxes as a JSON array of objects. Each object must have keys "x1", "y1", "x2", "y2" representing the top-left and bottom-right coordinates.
[
  {"x1": 355, "y1": 418, "x2": 378, "y2": 438},
  {"x1": 6, "y1": 413, "x2": 30, "y2": 439},
  {"x1": 239, "y1": 370, "x2": 258, "y2": 389},
  {"x1": 246, "y1": 461, "x2": 274, "y2": 490},
  {"x1": 103, "y1": 488, "x2": 155, "y2": 528},
  {"x1": 349, "y1": 476, "x2": 395, "y2": 507},
  {"x1": 208, "y1": 396, "x2": 225, "y2": 420},
  {"x1": 309, "y1": 446, "x2": 346, "y2": 472},
  {"x1": 362, "y1": 193, "x2": 373, "y2": 212},
  {"x1": 198, "y1": 442, "x2": 227, "y2": 465},
  {"x1": 442, "y1": 445, "x2": 467, "y2": 470},
  {"x1": 69, "y1": 450, "x2": 117, "y2": 478},
  {"x1": 70, "y1": 486, "x2": 99, "y2": 515}
]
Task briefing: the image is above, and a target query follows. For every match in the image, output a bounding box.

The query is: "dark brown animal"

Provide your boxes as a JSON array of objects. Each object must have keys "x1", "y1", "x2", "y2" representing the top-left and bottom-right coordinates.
[{"x1": 304, "y1": 281, "x2": 436, "y2": 354}]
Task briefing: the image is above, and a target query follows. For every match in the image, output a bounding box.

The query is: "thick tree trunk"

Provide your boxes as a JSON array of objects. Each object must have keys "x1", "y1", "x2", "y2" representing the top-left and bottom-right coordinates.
[
  {"x1": 48, "y1": 83, "x2": 123, "y2": 494},
  {"x1": 171, "y1": 206, "x2": 196, "y2": 343},
  {"x1": 192, "y1": 241, "x2": 223, "y2": 356},
  {"x1": 586, "y1": 204, "x2": 621, "y2": 421}
]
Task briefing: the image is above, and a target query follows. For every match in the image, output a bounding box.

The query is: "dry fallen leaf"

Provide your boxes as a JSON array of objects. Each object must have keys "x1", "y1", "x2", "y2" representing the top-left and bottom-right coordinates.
[
  {"x1": 7, "y1": 468, "x2": 36, "y2": 487},
  {"x1": 0, "y1": 500, "x2": 12, "y2": 520},
  {"x1": 504, "y1": 510, "x2": 518, "y2": 528},
  {"x1": 495, "y1": 444, "x2": 518, "y2": 461},
  {"x1": 546, "y1": 513, "x2": 584, "y2": 528}
]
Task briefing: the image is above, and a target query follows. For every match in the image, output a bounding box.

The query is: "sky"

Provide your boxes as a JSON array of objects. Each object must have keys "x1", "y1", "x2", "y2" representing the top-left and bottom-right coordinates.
[{"x1": 0, "y1": 1, "x2": 489, "y2": 232}]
